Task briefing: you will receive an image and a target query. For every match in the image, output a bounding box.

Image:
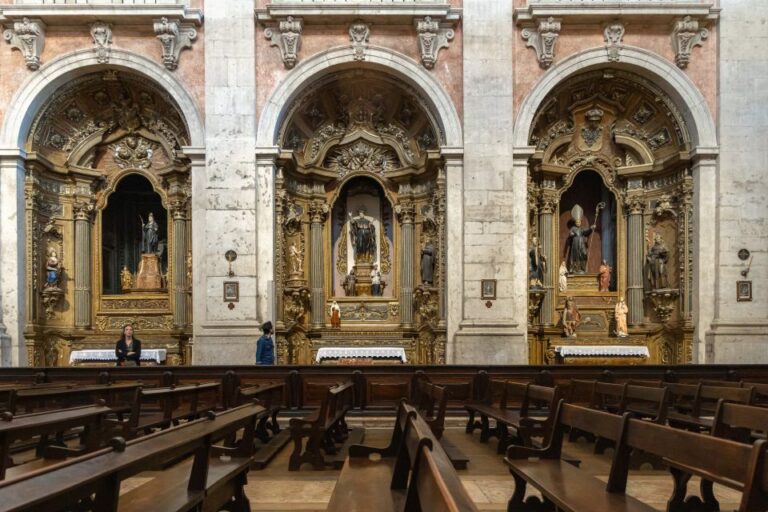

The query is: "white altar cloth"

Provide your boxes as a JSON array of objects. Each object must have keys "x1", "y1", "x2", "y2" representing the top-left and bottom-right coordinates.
[
  {"x1": 69, "y1": 349, "x2": 167, "y2": 365},
  {"x1": 555, "y1": 345, "x2": 649, "y2": 357},
  {"x1": 315, "y1": 347, "x2": 407, "y2": 363}
]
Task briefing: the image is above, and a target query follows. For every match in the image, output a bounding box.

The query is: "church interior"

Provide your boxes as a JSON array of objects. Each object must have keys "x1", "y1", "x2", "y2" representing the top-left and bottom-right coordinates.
[{"x1": 0, "y1": 0, "x2": 766, "y2": 509}]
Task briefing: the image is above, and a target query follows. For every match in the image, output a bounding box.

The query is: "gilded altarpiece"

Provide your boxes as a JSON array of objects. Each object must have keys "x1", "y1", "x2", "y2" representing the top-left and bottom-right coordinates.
[
  {"x1": 274, "y1": 73, "x2": 447, "y2": 364},
  {"x1": 526, "y1": 71, "x2": 694, "y2": 365},
  {"x1": 23, "y1": 71, "x2": 193, "y2": 366}
]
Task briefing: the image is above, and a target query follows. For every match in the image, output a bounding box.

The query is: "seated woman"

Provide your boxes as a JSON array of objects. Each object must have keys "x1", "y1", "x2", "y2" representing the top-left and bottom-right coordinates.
[{"x1": 115, "y1": 323, "x2": 142, "y2": 366}]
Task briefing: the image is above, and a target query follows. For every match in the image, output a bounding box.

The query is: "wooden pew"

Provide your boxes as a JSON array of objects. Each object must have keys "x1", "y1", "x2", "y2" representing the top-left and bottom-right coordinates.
[
  {"x1": 412, "y1": 378, "x2": 470, "y2": 470},
  {"x1": 288, "y1": 381, "x2": 359, "y2": 471},
  {"x1": 0, "y1": 404, "x2": 112, "y2": 480},
  {"x1": 9, "y1": 382, "x2": 140, "y2": 415},
  {"x1": 0, "y1": 402, "x2": 265, "y2": 512},
  {"x1": 234, "y1": 381, "x2": 291, "y2": 469},
  {"x1": 465, "y1": 380, "x2": 560, "y2": 453},
  {"x1": 666, "y1": 383, "x2": 755, "y2": 432},
  {"x1": 327, "y1": 401, "x2": 478, "y2": 512},
  {"x1": 107, "y1": 382, "x2": 219, "y2": 439}
]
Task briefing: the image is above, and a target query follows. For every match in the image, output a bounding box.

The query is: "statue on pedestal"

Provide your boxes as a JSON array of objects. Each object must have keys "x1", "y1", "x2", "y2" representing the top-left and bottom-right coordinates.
[
  {"x1": 558, "y1": 260, "x2": 569, "y2": 292},
  {"x1": 330, "y1": 300, "x2": 341, "y2": 328},
  {"x1": 562, "y1": 296, "x2": 581, "y2": 338},
  {"x1": 646, "y1": 233, "x2": 669, "y2": 289},
  {"x1": 349, "y1": 208, "x2": 376, "y2": 262},
  {"x1": 140, "y1": 212, "x2": 159, "y2": 254},
  {"x1": 420, "y1": 242, "x2": 435, "y2": 285},
  {"x1": 528, "y1": 236, "x2": 546, "y2": 288},
  {"x1": 45, "y1": 249, "x2": 61, "y2": 288},
  {"x1": 342, "y1": 267, "x2": 357, "y2": 296},
  {"x1": 289, "y1": 242, "x2": 303, "y2": 275},
  {"x1": 614, "y1": 297, "x2": 629, "y2": 337},
  {"x1": 567, "y1": 203, "x2": 604, "y2": 274},
  {"x1": 598, "y1": 259, "x2": 612, "y2": 292},
  {"x1": 370, "y1": 264, "x2": 382, "y2": 296},
  {"x1": 120, "y1": 265, "x2": 133, "y2": 291}
]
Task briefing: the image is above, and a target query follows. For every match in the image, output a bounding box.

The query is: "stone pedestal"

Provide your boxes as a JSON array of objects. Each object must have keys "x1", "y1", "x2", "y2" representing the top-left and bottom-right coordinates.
[
  {"x1": 354, "y1": 261, "x2": 373, "y2": 296},
  {"x1": 135, "y1": 253, "x2": 163, "y2": 290}
]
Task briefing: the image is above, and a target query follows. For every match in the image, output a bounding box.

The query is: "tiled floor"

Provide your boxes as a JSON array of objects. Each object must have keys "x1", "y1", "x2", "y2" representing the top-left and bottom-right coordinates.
[{"x1": 237, "y1": 418, "x2": 743, "y2": 511}]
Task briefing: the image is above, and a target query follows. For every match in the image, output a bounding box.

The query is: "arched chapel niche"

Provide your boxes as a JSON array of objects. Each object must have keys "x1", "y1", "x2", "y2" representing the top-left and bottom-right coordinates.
[
  {"x1": 526, "y1": 70, "x2": 694, "y2": 365},
  {"x1": 274, "y1": 71, "x2": 447, "y2": 365},
  {"x1": 23, "y1": 70, "x2": 193, "y2": 366}
]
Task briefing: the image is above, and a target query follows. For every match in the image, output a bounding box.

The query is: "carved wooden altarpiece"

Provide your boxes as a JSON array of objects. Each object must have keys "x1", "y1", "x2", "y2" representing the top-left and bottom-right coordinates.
[
  {"x1": 23, "y1": 71, "x2": 193, "y2": 366},
  {"x1": 274, "y1": 72, "x2": 447, "y2": 364},
  {"x1": 526, "y1": 70, "x2": 694, "y2": 365}
]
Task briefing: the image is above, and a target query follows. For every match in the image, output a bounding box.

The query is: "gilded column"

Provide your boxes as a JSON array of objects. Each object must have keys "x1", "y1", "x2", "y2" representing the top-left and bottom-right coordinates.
[
  {"x1": 396, "y1": 201, "x2": 416, "y2": 328},
  {"x1": 73, "y1": 202, "x2": 93, "y2": 329},
  {"x1": 171, "y1": 200, "x2": 188, "y2": 328},
  {"x1": 625, "y1": 193, "x2": 645, "y2": 325},
  {"x1": 308, "y1": 200, "x2": 328, "y2": 328},
  {"x1": 538, "y1": 189, "x2": 557, "y2": 326}
]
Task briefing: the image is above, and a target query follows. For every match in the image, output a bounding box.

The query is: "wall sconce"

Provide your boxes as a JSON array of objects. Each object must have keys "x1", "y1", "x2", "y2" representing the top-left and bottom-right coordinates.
[{"x1": 225, "y1": 250, "x2": 237, "y2": 277}]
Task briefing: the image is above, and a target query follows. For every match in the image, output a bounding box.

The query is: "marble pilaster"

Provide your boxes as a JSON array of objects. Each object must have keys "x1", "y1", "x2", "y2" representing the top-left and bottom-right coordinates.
[
  {"x1": 443, "y1": 149, "x2": 464, "y2": 363},
  {"x1": 73, "y1": 202, "x2": 93, "y2": 329},
  {"x1": 0, "y1": 150, "x2": 25, "y2": 366},
  {"x1": 309, "y1": 200, "x2": 328, "y2": 328}
]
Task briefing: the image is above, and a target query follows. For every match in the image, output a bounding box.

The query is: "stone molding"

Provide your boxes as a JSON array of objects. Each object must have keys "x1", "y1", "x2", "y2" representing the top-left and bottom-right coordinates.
[
  {"x1": 3, "y1": 17, "x2": 45, "y2": 71},
  {"x1": 256, "y1": 4, "x2": 461, "y2": 24},
  {"x1": 265, "y1": 16, "x2": 302, "y2": 69},
  {"x1": 90, "y1": 22, "x2": 112, "y2": 64},
  {"x1": 415, "y1": 16, "x2": 454, "y2": 70},
  {"x1": 256, "y1": 45, "x2": 462, "y2": 148},
  {"x1": 514, "y1": 3, "x2": 718, "y2": 24},
  {"x1": 521, "y1": 16, "x2": 561, "y2": 69},
  {"x1": 153, "y1": 16, "x2": 197, "y2": 71},
  {"x1": 0, "y1": 5, "x2": 203, "y2": 26},
  {"x1": 671, "y1": 15, "x2": 708, "y2": 69},
  {"x1": 1, "y1": 48, "x2": 205, "y2": 148}
]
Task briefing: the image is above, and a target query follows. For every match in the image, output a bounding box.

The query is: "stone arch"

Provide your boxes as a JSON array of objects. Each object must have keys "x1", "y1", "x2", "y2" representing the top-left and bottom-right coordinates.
[
  {"x1": 257, "y1": 45, "x2": 462, "y2": 148},
  {"x1": 513, "y1": 45, "x2": 717, "y2": 150},
  {"x1": 1, "y1": 48, "x2": 204, "y2": 149}
]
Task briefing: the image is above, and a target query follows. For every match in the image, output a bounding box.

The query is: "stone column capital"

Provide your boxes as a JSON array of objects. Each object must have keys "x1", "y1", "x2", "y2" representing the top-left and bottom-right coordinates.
[
  {"x1": 169, "y1": 199, "x2": 187, "y2": 220},
  {"x1": 395, "y1": 200, "x2": 416, "y2": 224},
  {"x1": 308, "y1": 200, "x2": 328, "y2": 224},
  {"x1": 538, "y1": 190, "x2": 558, "y2": 214},
  {"x1": 72, "y1": 201, "x2": 95, "y2": 222},
  {"x1": 623, "y1": 193, "x2": 645, "y2": 215}
]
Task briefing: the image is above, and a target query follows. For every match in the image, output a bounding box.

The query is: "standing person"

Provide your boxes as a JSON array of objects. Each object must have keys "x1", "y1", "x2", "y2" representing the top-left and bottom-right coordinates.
[
  {"x1": 256, "y1": 321, "x2": 275, "y2": 365},
  {"x1": 115, "y1": 323, "x2": 142, "y2": 366}
]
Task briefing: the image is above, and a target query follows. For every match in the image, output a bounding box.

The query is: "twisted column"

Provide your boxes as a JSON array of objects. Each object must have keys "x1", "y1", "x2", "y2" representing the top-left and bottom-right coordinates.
[
  {"x1": 396, "y1": 201, "x2": 416, "y2": 328},
  {"x1": 308, "y1": 201, "x2": 328, "y2": 327},
  {"x1": 73, "y1": 202, "x2": 93, "y2": 329},
  {"x1": 625, "y1": 194, "x2": 645, "y2": 325}
]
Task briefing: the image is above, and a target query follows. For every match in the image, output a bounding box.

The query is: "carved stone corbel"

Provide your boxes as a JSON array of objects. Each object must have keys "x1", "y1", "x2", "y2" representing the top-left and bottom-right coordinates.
[
  {"x1": 349, "y1": 21, "x2": 370, "y2": 61},
  {"x1": 528, "y1": 288, "x2": 546, "y2": 325},
  {"x1": 90, "y1": 22, "x2": 112, "y2": 64},
  {"x1": 153, "y1": 17, "x2": 197, "y2": 71},
  {"x1": 265, "y1": 16, "x2": 302, "y2": 69},
  {"x1": 645, "y1": 288, "x2": 679, "y2": 324},
  {"x1": 4, "y1": 18, "x2": 45, "y2": 70},
  {"x1": 671, "y1": 16, "x2": 708, "y2": 69},
  {"x1": 414, "y1": 16, "x2": 454, "y2": 70},
  {"x1": 603, "y1": 21, "x2": 625, "y2": 63},
  {"x1": 522, "y1": 17, "x2": 561, "y2": 69}
]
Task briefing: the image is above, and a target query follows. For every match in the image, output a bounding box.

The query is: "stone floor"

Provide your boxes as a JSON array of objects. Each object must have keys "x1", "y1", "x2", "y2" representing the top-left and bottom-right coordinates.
[{"x1": 235, "y1": 418, "x2": 743, "y2": 512}]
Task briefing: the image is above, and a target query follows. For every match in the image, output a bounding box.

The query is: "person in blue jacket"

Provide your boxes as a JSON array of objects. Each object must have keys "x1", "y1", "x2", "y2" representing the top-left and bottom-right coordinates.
[{"x1": 256, "y1": 321, "x2": 275, "y2": 365}]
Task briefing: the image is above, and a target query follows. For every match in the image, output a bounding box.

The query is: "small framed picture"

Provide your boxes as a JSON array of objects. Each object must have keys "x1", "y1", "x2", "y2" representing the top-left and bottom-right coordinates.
[
  {"x1": 223, "y1": 281, "x2": 239, "y2": 302},
  {"x1": 736, "y1": 280, "x2": 752, "y2": 302},
  {"x1": 481, "y1": 279, "x2": 497, "y2": 300}
]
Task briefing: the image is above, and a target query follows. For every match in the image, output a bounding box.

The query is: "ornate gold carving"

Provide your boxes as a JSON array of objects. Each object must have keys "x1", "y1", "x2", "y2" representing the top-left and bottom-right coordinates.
[
  {"x1": 112, "y1": 136, "x2": 154, "y2": 169},
  {"x1": 284, "y1": 287, "x2": 310, "y2": 324},
  {"x1": 101, "y1": 298, "x2": 169, "y2": 310},
  {"x1": 73, "y1": 201, "x2": 95, "y2": 221},
  {"x1": 325, "y1": 140, "x2": 399, "y2": 177},
  {"x1": 414, "y1": 286, "x2": 439, "y2": 328},
  {"x1": 645, "y1": 289, "x2": 679, "y2": 324},
  {"x1": 380, "y1": 235, "x2": 392, "y2": 274},
  {"x1": 395, "y1": 201, "x2": 415, "y2": 224},
  {"x1": 95, "y1": 315, "x2": 173, "y2": 331},
  {"x1": 624, "y1": 193, "x2": 645, "y2": 215},
  {"x1": 340, "y1": 303, "x2": 388, "y2": 321},
  {"x1": 336, "y1": 223, "x2": 348, "y2": 277},
  {"x1": 308, "y1": 200, "x2": 329, "y2": 224}
]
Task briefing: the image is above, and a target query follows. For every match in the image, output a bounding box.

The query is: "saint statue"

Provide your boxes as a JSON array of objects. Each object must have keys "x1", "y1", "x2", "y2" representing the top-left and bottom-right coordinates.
[
  {"x1": 289, "y1": 242, "x2": 303, "y2": 275},
  {"x1": 562, "y1": 296, "x2": 581, "y2": 338},
  {"x1": 45, "y1": 249, "x2": 61, "y2": 288},
  {"x1": 598, "y1": 259, "x2": 612, "y2": 292},
  {"x1": 141, "y1": 212, "x2": 159, "y2": 254},
  {"x1": 330, "y1": 300, "x2": 341, "y2": 328},
  {"x1": 558, "y1": 260, "x2": 569, "y2": 292},
  {"x1": 348, "y1": 208, "x2": 376, "y2": 262},
  {"x1": 420, "y1": 243, "x2": 435, "y2": 285},
  {"x1": 370, "y1": 264, "x2": 382, "y2": 296},
  {"x1": 120, "y1": 265, "x2": 133, "y2": 291},
  {"x1": 342, "y1": 267, "x2": 357, "y2": 296},
  {"x1": 528, "y1": 236, "x2": 546, "y2": 288},
  {"x1": 615, "y1": 297, "x2": 629, "y2": 337},
  {"x1": 646, "y1": 233, "x2": 669, "y2": 289},
  {"x1": 567, "y1": 204, "x2": 596, "y2": 274}
]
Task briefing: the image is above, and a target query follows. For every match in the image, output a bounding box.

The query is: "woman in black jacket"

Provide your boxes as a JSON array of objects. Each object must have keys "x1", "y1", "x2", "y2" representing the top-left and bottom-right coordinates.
[{"x1": 115, "y1": 323, "x2": 142, "y2": 366}]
